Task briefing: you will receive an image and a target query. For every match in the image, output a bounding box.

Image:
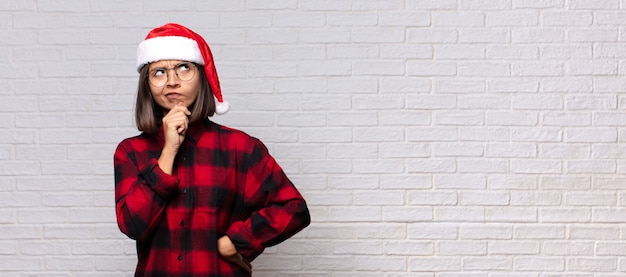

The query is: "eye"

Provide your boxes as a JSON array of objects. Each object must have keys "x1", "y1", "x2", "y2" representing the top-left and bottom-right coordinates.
[
  {"x1": 151, "y1": 68, "x2": 166, "y2": 77},
  {"x1": 176, "y1": 63, "x2": 193, "y2": 72}
]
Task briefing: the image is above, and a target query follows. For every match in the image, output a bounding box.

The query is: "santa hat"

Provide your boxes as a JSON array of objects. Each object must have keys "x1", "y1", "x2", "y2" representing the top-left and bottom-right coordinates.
[{"x1": 136, "y1": 23, "x2": 230, "y2": 115}]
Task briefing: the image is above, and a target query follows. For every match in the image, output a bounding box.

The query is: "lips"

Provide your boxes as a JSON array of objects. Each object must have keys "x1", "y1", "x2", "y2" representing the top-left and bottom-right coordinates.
[{"x1": 165, "y1": 92, "x2": 182, "y2": 101}]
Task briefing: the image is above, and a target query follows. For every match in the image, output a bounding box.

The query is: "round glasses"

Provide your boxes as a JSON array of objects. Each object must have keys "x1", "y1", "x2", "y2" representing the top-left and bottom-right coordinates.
[{"x1": 148, "y1": 62, "x2": 197, "y2": 87}]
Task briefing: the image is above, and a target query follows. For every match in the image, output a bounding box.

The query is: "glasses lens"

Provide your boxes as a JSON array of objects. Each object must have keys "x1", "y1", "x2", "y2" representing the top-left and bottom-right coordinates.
[
  {"x1": 147, "y1": 63, "x2": 196, "y2": 87},
  {"x1": 175, "y1": 63, "x2": 196, "y2": 82},
  {"x1": 148, "y1": 68, "x2": 167, "y2": 87}
]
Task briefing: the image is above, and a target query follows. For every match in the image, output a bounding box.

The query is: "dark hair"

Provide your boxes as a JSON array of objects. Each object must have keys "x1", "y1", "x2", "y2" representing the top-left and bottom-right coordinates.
[{"x1": 135, "y1": 63, "x2": 216, "y2": 134}]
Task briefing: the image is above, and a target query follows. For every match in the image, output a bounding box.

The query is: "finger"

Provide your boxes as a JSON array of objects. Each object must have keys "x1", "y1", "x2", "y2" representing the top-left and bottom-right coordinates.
[
  {"x1": 162, "y1": 118, "x2": 187, "y2": 137},
  {"x1": 175, "y1": 118, "x2": 187, "y2": 133},
  {"x1": 163, "y1": 118, "x2": 187, "y2": 131},
  {"x1": 164, "y1": 110, "x2": 189, "y2": 124},
  {"x1": 225, "y1": 254, "x2": 252, "y2": 273},
  {"x1": 237, "y1": 262, "x2": 252, "y2": 273},
  {"x1": 166, "y1": 108, "x2": 190, "y2": 119},
  {"x1": 237, "y1": 255, "x2": 252, "y2": 273},
  {"x1": 171, "y1": 104, "x2": 191, "y2": 116}
]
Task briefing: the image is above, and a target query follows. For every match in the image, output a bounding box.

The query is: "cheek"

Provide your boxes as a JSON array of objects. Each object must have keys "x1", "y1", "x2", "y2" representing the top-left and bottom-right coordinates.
[
  {"x1": 149, "y1": 84, "x2": 162, "y2": 95},
  {"x1": 149, "y1": 83, "x2": 168, "y2": 99},
  {"x1": 149, "y1": 86, "x2": 168, "y2": 105},
  {"x1": 192, "y1": 86, "x2": 201, "y2": 99},
  {"x1": 189, "y1": 80, "x2": 201, "y2": 100}
]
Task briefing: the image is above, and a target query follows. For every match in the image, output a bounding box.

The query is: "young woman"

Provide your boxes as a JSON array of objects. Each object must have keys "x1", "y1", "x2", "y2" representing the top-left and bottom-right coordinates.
[{"x1": 114, "y1": 23, "x2": 310, "y2": 276}]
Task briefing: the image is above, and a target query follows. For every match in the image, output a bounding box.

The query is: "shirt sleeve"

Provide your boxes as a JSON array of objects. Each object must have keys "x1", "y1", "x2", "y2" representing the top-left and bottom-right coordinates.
[
  {"x1": 225, "y1": 138, "x2": 311, "y2": 262},
  {"x1": 114, "y1": 140, "x2": 180, "y2": 241}
]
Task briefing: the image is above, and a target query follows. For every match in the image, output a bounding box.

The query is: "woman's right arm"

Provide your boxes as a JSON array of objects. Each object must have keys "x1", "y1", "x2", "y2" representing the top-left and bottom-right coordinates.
[
  {"x1": 115, "y1": 106, "x2": 189, "y2": 240},
  {"x1": 114, "y1": 141, "x2": 179, "y2": 241}
]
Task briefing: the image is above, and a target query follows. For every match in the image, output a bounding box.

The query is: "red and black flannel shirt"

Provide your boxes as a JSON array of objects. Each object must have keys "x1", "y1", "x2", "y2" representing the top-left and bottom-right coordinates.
[{"x1": 114, "y1": 119, "x2": 310, "y2": 277}]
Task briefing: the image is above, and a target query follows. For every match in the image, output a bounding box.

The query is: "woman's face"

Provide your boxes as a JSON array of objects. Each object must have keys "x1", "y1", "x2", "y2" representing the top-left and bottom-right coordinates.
[{"x1": 148, "y1": 59, "x2": 200, "y2": 111}]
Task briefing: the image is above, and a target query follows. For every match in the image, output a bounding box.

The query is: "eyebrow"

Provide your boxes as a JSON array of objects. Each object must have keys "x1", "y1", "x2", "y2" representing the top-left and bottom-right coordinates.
[{"x1": 150, "y1": 62, "x2": 190, "y2": 70}]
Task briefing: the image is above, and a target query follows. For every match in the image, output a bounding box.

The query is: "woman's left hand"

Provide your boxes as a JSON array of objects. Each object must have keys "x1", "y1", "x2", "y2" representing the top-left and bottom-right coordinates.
[{"x1": 217, "y1": 235, "x2": 252, "y2": 273}]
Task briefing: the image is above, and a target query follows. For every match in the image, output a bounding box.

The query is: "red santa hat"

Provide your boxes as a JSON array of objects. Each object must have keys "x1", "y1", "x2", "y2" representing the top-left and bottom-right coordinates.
[{"x1": 136, "y1": 23, "x2": 230, "y2": 115}]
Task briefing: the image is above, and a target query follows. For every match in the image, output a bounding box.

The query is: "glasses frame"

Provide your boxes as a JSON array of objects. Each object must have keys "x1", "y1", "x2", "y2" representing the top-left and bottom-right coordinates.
[{"x1": 147, "y1": 62, "x2": 197, "y2": 87}]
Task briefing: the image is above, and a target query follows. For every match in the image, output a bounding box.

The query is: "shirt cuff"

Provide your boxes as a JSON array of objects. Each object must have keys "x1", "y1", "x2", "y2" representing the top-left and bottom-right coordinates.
[
  {"x1": 139, "y1": 158, "x2": 180, "y2": 198},
  {"x1": 225, "y1": 221, "x2": 265, "y2": 262}
]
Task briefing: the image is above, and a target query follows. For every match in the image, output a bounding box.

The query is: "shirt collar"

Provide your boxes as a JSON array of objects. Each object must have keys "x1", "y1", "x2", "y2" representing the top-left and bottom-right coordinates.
[{"x1": 185, "y1": 119, "x2": 209, "y2": 145}]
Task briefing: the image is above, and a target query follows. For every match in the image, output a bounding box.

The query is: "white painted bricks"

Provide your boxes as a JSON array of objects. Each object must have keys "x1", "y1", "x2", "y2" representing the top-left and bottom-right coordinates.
[{"x1": 2, "y1": 0, "x2": 626, "y2": 275}]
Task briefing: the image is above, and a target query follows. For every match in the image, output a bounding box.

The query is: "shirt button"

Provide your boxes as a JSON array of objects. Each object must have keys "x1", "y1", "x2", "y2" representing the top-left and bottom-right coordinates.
[
  {"x1": 181, "y1": 188, "x2": 187, "y2": 194},
  {"x1": 180, "y1": 220, "x2": 185, "y2": 226},
  {"x1": 178, "y1": 255, "x2": 183, "y2": 261}
]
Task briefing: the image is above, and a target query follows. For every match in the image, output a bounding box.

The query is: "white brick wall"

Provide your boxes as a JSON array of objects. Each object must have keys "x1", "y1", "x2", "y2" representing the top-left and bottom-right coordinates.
[{"x1": 2, "y1": 0, "x2": 626, "y2": 275}]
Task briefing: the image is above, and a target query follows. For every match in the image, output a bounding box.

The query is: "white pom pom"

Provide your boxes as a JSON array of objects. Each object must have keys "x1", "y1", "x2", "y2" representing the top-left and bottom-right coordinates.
[{"x1": 215, "y1": 100, "x2": 230, "y2": 115}]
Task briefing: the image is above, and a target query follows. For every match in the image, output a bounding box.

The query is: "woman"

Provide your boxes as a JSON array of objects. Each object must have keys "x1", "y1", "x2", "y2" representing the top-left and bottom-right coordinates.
[{"x1": 114, "y1": 23, "x2": 310, "y2": 276}]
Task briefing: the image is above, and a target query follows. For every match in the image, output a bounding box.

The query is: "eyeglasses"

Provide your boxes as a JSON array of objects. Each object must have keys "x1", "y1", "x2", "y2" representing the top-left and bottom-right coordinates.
[{"x1": 148, "y1": 62, "x2": 197, "y2": 87}]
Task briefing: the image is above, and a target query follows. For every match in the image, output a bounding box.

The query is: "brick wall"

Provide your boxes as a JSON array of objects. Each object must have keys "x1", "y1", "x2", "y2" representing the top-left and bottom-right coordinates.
[{"x1": 2, "y1": 0, "x2": 626, "y2": 275}]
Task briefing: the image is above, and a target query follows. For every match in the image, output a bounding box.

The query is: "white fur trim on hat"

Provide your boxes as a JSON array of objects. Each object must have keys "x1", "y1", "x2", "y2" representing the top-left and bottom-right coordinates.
[{"x1": 136, "y1": 36, "x2": 204, "y2": 72}]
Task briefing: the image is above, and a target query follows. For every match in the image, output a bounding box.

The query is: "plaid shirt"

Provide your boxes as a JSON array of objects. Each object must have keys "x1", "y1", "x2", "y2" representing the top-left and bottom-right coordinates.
[{"x1": 114, "y1": 119, "x2": 310, "y2": 276}]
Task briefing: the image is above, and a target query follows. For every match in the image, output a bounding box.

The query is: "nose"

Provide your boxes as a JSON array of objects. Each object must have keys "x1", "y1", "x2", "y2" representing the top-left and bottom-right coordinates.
[{"x1": 165, "y1": 68, "x2": 179, "y2": 86}]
